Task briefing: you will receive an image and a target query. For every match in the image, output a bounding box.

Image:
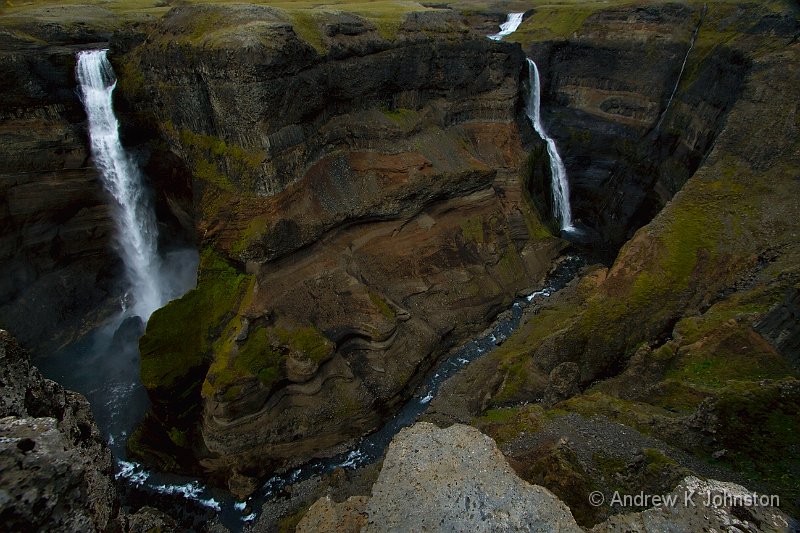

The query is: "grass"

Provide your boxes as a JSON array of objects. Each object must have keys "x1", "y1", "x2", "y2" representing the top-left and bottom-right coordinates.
[{"x1": 0, "y1": 0, "x2": 439, "y2": 51}]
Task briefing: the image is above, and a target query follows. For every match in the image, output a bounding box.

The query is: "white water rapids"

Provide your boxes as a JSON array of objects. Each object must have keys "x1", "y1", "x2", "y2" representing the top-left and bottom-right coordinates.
[
  {"x1": 76, "y1": 50, "x2": 164, "y2": 320},
  {"x1": 488, "y1": 12, "x2": 525, "y2": 40},
  {"x1": 525, "y1": 59, "x2": 574, "y2": 231}
]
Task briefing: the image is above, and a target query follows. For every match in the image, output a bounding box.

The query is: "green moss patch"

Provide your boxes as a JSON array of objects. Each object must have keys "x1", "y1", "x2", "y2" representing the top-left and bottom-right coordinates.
[
  {"x1": 139, "y1": 248, "x2": 251, "y2": 392},
  {"x1": 162, "y1": 122, "x2": 264, "y2": 192},
  {"x1": 203, "y1": 321, "x2": 333, "y2": 399},
  {"x1": 368, "y1": 291, "x2": 396, "y2": 320}
]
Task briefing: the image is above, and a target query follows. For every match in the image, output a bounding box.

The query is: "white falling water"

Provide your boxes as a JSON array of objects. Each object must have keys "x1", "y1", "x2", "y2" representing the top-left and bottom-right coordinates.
[
  {"x1": 525, "y1": 59, "x2": 574, "y2": 231},
  {"x1": 76, "y1": 50, "x2": 163, "y2": 320},
  {"x1": 654, "y1": 21, "x2": 701, "y2": 132},
  {"x1": 488, "y1": 12, "x2": 525, "y2": 41}
]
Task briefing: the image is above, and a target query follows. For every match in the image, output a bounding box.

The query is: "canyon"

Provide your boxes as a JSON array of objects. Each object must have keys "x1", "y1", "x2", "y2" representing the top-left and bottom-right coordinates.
[{"x1": 0, "y1": 0, "x2": 798, "y2": 531}]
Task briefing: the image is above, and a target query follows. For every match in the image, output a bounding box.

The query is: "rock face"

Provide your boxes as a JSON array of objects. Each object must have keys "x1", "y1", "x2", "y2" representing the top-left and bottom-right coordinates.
[
  {"x1": 298, "y1": 423, "x2": 794, "y2": 532},
  {"x1": 299, "y1": 422, "x2": 583, "y2": 533},
  {"x1": 363, "y1": 422, "x2": 582, "y2": 532},
  {"x1": 430, "y1": 1, "x2": 800, "y2": 523},
  {"x1": 0, "y1": 9, "x2": 194, "y2": 355},
  {"x1": 0, "y1": 29, "x2": 121, "y2": 355},
  {"x1": 123, "y1": 5, "x2": 563, "y2": 492},
  {"x1": 0, "y1": 329, "x2": 119, "y2": 531},
  {"x1": 525, "y1": 3, "x2": 747, "y2": 246}
]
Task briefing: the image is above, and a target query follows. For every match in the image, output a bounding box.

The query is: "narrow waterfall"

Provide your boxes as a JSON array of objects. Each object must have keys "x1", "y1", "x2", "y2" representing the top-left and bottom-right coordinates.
[
  {"x1": 488, "y1": 12, "x2": 524, "y2": 41},
  {"x1": 76, "y1": 50, "x2": 163, "y2": 320},
  {"x1": 525, "y1": 59, "x2": 574, "y2": 231},
  {"x1": 654, "y1": 14, "x2": 703, "y2": 132}
]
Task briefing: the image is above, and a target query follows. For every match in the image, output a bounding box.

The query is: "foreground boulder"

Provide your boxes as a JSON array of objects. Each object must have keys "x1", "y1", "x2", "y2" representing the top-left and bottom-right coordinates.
[
  {"x1": 299, "y1": 422, "x2": 583, "y2": 532},
  {"x1": 0, "y1": 329, "x2": 119, "y2": 530}
]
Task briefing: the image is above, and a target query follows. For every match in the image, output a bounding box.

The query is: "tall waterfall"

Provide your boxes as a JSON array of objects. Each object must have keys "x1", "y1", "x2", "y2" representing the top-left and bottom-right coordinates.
[
  {"x1": 525, "y1": 59, "x2": 574, "y2": 231},
  {"x1": 488, "y1": 12, "x2": 524, "y2": 41},
  {"x1": 76, "y1": 50, "x2": 163, "y2": 320}
]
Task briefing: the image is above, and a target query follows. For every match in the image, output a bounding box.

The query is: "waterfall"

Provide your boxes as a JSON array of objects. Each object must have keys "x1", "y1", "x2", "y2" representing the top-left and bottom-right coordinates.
[
  {"x1": 654, "y1": 15, "x2": 702, "y2": 132},
  {"x1": 488, "y1": 12, "x2": 524, "y2": 41},
  {"x1": 525, "y1": 59, "x2": 574, "y2": 231},
  {"x1": 76, "y1": 50, "x2": 163, "y2": 320}
]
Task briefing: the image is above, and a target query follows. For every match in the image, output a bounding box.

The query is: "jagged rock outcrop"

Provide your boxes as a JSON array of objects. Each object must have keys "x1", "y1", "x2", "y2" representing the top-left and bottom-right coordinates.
[
  {"x1": 0, "y1": 329, "x2": 119, "y2": 530},
  {"x1": 119, "y1": 5, "x2": 564, "y2": 493},
  {"x1": 299, "y1": 422, "x2": 583, "y2": 532}
]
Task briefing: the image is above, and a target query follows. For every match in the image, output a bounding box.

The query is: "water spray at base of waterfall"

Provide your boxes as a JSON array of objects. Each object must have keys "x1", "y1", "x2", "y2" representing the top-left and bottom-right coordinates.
[{"x1": 42, "y1": 49, "x2": 207, "y2": 523}]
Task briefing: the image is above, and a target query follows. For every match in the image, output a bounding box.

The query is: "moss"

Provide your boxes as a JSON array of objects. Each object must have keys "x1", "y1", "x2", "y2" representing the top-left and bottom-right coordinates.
[
  {"x1": 708, "y1": 379, "x2": 800, "y2": 515},
  {"x1": 167, "y1": 427, "x2": 189, "y2": 448},
  {"x1": 368, "y1": 291, "x2": 395, "y2": 320},
  {"x1": 647, "y1": 379, "x2": 709, "y2": 413},
  {"x1": 161, "y1": 122, "x2": 264, "y2": 192},
  {"x1": 230, "y1": 216, "x2": 270, "y2": 256},
  {"x1": 495, "y1": 241, "x2": 525, "y2": 286},
  {"x1": 519, "y1": 442, "x2": 603, "y2": 527},
  {"x1": 381, "y1": 107, "x2": 418, "y2": 128},
  {"x1": 474, "y1": 405, "x2": 547, "y2": 445},
  {"x1": 459, "y1": 216, "x2": 485, "y2": 244},
  {"x1": 488, "y1": 302, "x2": 581, "y2": 404},
  {"x1": 556, "y1": 392, "x2": 677, "y2": 437},
  {"x1": 286, "y1": 10, "x2": 324, "y2": 52},
  {"x1": 140, "y1": 248, "x2": 251, "y2": 391},
  {"x1": 203, "y1": 322, "x2": 333, "y2": 398}
]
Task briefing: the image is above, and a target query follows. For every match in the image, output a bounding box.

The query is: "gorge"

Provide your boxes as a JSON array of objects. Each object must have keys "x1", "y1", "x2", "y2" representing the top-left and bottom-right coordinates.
[{"x1": 1, "y1": 1, "x2": 798, "y2": 532}]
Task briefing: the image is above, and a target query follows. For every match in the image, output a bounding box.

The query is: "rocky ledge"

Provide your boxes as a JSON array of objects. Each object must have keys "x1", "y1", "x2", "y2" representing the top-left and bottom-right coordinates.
[
  {"x1": 0, "y1": 329, "x2": 181, "y2": 532},
  {"x1": 297, "y1": 422, "x2": 795, "y2": 532}
]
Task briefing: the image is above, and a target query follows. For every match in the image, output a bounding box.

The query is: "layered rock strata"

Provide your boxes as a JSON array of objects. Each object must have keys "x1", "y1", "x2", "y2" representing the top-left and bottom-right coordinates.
[{"x1": 120, "y1": 6, "x2": 563, "y2": 492}]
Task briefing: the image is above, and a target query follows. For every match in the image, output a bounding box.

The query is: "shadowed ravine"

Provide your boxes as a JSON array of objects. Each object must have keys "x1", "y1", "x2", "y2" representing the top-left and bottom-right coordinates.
[{"x1": 4, "y1": 2, "x2": 797, "y2": 530}]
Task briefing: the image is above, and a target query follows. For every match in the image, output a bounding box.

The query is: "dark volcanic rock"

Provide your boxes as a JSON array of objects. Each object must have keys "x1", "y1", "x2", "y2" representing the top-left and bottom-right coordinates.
[
  {"x1": 0, "y1": 33, "x2": 123, "y2": 355},
  {"x1": 527, "y1": 3, "x2": 747, "y2": 249},
  {"x1": 121, "y1": 5, "x2": 566, "y2": 493},
  {"x1": 0, "y1": 329, "x2": 119, "y2": 531}
]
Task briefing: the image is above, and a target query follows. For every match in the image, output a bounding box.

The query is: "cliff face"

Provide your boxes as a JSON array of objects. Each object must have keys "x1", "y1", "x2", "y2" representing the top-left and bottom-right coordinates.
[
  {"x1": 0, "y1": 7, "x2": 194, "y2": 355},
  {"x1": 0, "y1": 25, "x2": 121, "y2": 355},
  {"x1": 122, "y1": 5, "x2": 562, "y2": 493},
  {"x1": 524, "y1": 3, "x2": 747, "y2": 247},
  {"x1": 428, "y1": 1, "x2": 800, "y2": 523}
]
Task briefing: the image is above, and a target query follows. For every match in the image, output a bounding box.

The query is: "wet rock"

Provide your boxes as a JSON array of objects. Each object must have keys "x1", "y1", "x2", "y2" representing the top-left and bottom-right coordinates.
[{"x1": 111, "y1": 315, "x2": 145, "y2": 353}]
